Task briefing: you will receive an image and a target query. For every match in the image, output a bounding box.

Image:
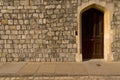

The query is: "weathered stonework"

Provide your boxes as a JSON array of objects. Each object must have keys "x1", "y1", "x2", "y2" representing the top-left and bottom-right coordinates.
[{"x1": 0, "y1": 0, "x2": 119, "y2": 62}]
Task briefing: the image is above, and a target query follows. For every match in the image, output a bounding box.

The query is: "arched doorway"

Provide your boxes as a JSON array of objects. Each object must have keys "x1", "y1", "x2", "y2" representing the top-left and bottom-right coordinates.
[
  {"x1": 76, "y1": 3, "x2": 114, "y2": 62},
  {"x1": 82, "y1": 8, "x2": 104, "y2": 60}
]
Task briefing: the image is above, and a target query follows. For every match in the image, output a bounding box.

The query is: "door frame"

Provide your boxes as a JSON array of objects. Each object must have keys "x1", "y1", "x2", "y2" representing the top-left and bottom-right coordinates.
[{"x1": 76, "y1": 1, "x2": 114, "y2": 62}]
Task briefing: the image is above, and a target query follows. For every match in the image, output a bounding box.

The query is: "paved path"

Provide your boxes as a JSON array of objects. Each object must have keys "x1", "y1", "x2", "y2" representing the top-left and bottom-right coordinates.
[{"x1": 0, "y1": 60, "x2": 120, "y2": 80}]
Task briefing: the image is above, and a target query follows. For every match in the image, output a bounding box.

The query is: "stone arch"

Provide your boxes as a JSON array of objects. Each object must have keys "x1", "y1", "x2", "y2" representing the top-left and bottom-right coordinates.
[{"x1": 76, "y1": 2, "x2": 114, "y2": 62}]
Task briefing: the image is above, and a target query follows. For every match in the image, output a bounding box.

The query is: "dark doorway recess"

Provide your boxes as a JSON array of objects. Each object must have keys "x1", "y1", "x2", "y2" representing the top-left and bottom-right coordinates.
[{"x1": 82, "y1": 8, "x2": 104, "y2": 60}]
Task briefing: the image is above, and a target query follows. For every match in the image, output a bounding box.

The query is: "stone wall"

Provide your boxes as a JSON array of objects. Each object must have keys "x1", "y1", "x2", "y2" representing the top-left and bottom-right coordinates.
[
  {"x1": 111, "y1": 0, "x2": 120, "y2": 61},
  {"x1": 0, "y1": 0, "x2": 119, "y2": 62},
  {"x1": 0, "y1": 0, "x2": 78, "y2": 62}
]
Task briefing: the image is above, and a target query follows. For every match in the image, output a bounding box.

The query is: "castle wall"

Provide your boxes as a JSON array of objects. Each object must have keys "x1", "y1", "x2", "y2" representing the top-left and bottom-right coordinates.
[{"x1": 0, "y1": 0, "x2": 119, "y2": 62}]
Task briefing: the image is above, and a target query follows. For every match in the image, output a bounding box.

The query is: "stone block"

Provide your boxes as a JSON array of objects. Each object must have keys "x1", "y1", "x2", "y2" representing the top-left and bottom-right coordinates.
[
  {"x1": 16, "y1": 35, "x2": 21, "y2": 39},
  {"x1": 25, "y1": 57, "x2": 30, "y2": 62},
  {"x1": 31, "y1": 57, "x2": 36, "y2": 61},
  {"x1": 2, "y1": 6, "x2": 7, "y2": 9},
  {"x1": 20, "y1": 0, "x2": 29, "y2": 5},
  {"x1": 1, "y1": 57, "x2": 6, "y2": 62},
  {"x1": 21, "y1": 25, "x2": 26, "y2": 30},
  {"x1": 51, "y1": 58, "x2": 56, "y2": 62},
  {"x1": 20, "y1": 40, "x2": 25, "y2": 44},
  {"x1": 30, "y1": 19, "x2": 38, "y2": 24},
  {"x1": 18, "y1": 44, "x2": 22, "y2": 48},
  {"x1": 47, "y1": 10, "x2": 53, "y2": 15},
  {"x1": 24, "y1": 6, "x2": 31, "y2": 9},
  {"x1": 29, "y1": 9, "x2": 35, "y2": 13},
  {"x1": 1, "y1": 19, "x2": 8, "y2": 24},
  {"x1": 43, "y1": 19, "x2": 46, "y2": 24},
  {"x1": 11, "y1": 14, "x2": 17, "y2": 19},
  {"x1": 13, "y1": 58, "x2": 19, "y2": 61},
  {"x1": 14, "y1": 20, "x2": 18, "y2": 24},
  {"x1": 5, "y1": 44, "x2": 11, "y2": 48},
  {"x1": 7, "y1": 40, "x2": 12, "y2": 43},
  {"x1": 57, "y1": 23, "x2": 63, "y2": 26},
  {"x1": 24, "y1": 31, "x2": 29, "y2": 34},
  {"x1": 8, "y1": 35, "x2": 16, "y2": 39},
  {"x1": 19, "y1": 20, "x2": 24, "y2": 24},
  {"x1": 63, "y1": 49, "x2": 69, "y2": 53},
  {"x1": 33, "y1": 35, "x2": 38, "y2": 39},
  {"x1": 18, "y1": 31, "x2": 24, "y2": 34},
  {"x1": 26, "y1": 40, "x2": 31, "y2": 43},
  {"x1": 14, "y1": 0, "x2": 20, "y2": 6},
  {"x1": 22, "y1": 35, "x2": 26, "y2": 39},
  {"x1": 69, "y1": 48, "x2": 77, "y2": 53},
  {"x1": 18, "y1": 6, "x2": 23, "y2": 9},
  {"x1": 0, "y1": 40, "x2": 3, "y2": 44},
  {"x1": 69, "y1": 39, "x2": 76, "y2": 44},
  {"x1": 23, "y1": 44, "x2": 27, "y2": 48},
  {"x1": 13, "y1": 10, "x2": 20, "y2": 13},
  {"x1": 7, "y1": 58, "x2": 13, "y2": 62},
  {"x1": 56, "y1": 5, "x2": 62, "y2": 9},
  {"x1": 0, "y1": 1, "x2": 3, "y2": 5},
  {"x1": 1, "y1": 9, "x2": 13, "y2": 13},
  {"x1": 24, "y1": 20, "x2": 29, "y2": 24},
  {"x1": 27, "y1": 44, "x2": 32, "y2": 48},
  {"x1": 33, "y1": 44, "x2": 39, "y2": 48},
  {"x1": 31, "y1": 39, "x2": 34, "y2": 43},
  {"x1": 43, "y1": 54, "x2": 49, "y2": 58},
  {"x1": 0, "y1": 31, "x2": 4, "y2": 34},
  {"x1": 8, "y1": 26, "x2": 16, "y2": 30},
  {"x1": 7, "y1": 6, "x2": 17, "y2": 9},
  {"x1": 46, "y1": 58, "x2": 51, "y2": 62},
  {"x1": 1, "y1": 10, "x2": 7, "y2": 13},
  {"x1": 40, "y1": 58, "x2": 45, "y2": 62},
  {"x1": 11, "y1": 30, "x2": 18, "y2": 34},
  {"x1": 51, "y1": 14, "x2": 56, "y2": 19},
  {"x1": 56, "y1": 58, "x2": 63, "y2": 62},
  {"x1": 68, "y1": 44, "x2": 73, "y2": 48},
  {"x1": 8, "y1": 20, "x2": 13, "y2": 25},
  {"x1": 35, "y1": 58, "x2": 40, "y2": 62},
  {"x1": 47, "y1": 32, "x2": 54, "y2": 36},
  {"x1": 18, "y1": 14, "x2": 23, "y2": 19},
  {"x1": 31, "y1": 6, "x2": 37, "y2": 9},
  {"x1": 0, "y1": 45, "x2": 3, "y2": 50},
  {"x1": 16, "y1": 25, "x2": 21, "y2": 30},
  {"x1": 62, "y1": 40, "x2": 69, "y2": 44},
  {"x1": 63, "y1": 57, "x2": 68, "y2": 62},
  {"x1": 7, "y1": 48, "x2": 14, "y2": 53},
  {"x1": 45, "y1": 5, "x2": 56, "y2": 9},
  {"x1": 39, "y1": 19, "x2": 43, "y2": 24},
  {"x1": 71, "y1": 0, "x2": 77, "y2": 3},
  {"x1": 38, "y1": 54, "x2": 42, "y2": 58},
  {"x1": 39, "y1": 13, "x2": 44, "y2": 18},
  {"x1": 13, "y1": 40, "x2": 19, "y2": 44},
  {"x1": 33, "y1": 13, "x2": 39, "y2": 18},
  {"x1": 30, "y1": 30, "x2": 34, "y2": 34},
  {"x1": 73, "y1": 44, "x2": 77, "y2": 48},
  {"x1": 1, "y1": 35, "x2": 9, "y2": 39},
  {"x1": 12, "y1": 53, "x2": 18, "y2": 57},
  {"x1": 59, "y1": 18, "x2": 66, "y2": 22}
]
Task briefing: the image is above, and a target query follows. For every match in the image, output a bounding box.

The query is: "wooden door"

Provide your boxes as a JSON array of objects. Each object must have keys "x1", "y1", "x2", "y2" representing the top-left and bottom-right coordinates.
[{"x1": 82, "y1": 8, "x2": 104, "y2": 60}]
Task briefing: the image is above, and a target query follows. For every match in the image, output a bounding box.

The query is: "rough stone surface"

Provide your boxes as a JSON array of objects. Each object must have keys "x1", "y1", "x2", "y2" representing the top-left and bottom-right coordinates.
[
  {"x1": 0, "y1": 0, "x2": 119, "y2": 62},
  {"x1": 0, "y1": 76, "x2": 119, "y2": 80}
]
